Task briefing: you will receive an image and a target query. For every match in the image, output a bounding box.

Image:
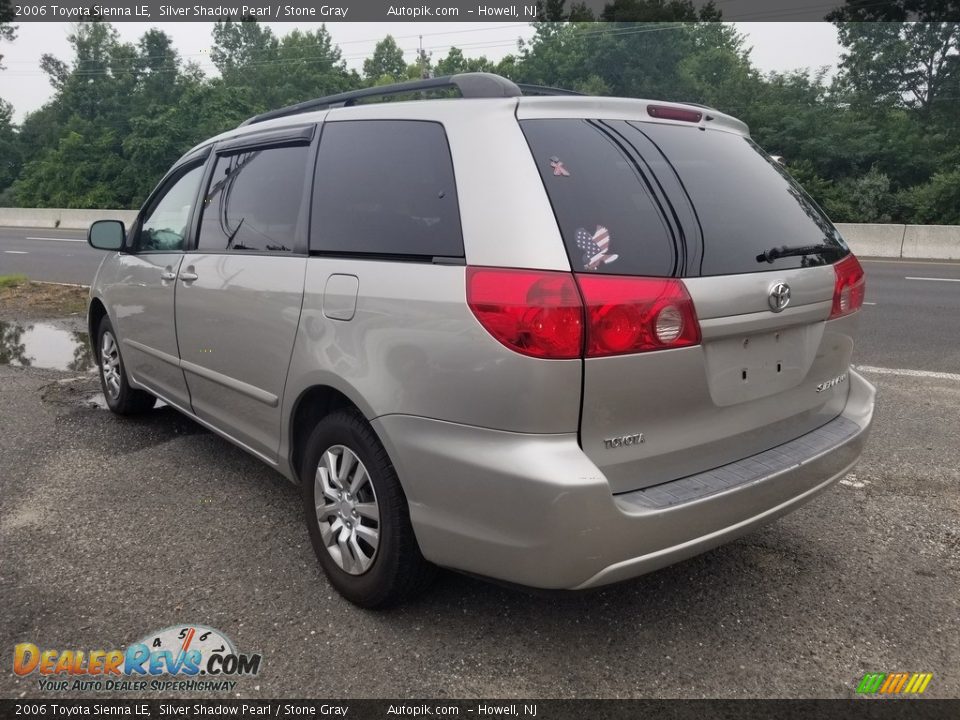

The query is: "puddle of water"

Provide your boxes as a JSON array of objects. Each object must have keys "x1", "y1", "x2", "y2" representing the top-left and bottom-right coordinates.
[{"x1": 0, "y1": 320, "x2": 95, "y2": 371}]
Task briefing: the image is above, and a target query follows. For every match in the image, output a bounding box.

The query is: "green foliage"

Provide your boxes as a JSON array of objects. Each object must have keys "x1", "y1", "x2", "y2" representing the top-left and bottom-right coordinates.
[
  {"x1": 0, "y1": 274, "x2": 28, "y2": 288},
  {"x1": 831, "y1": 21, "x2": 960, "y2": 116},
  {"x1": 13, "y1": 23, "x2": 182, "y2": 207},
  {"x1": 363, "y1": 35, "x2": 407, "y2": 82},
  {"x1": 435, "y1": 47, "x2": 497, "y2": 76},
  {"x1": 211, "y1": 21, "x2": 357, "y2": 112},
  {"x1": 830, "y1": 167, "x2": 896, "y2": 224},
  {"x1": 0, "y1": 99, "x2": 20, "y2": 192},
  {"x1": 899, "y1": 169, "x2": 960, "y2": 225},
  {"x1": 0, "y1": 0, "x2": 15, "y2": 68},
  {"x1": 505, "y1": 15, "x2": 959, "y2": 224},
  {"x1": 1, "y1": 12, "x2": 958, "y2": 225},
  {"x1": 511, "y1": 21, "x2": 752, "y2": 108},
  {"x1": 9, "y1": 20, "x2": 357, "y2": 208},
  {"x1": 15, "y1": 120, "x2": 128, "y2": 208}
]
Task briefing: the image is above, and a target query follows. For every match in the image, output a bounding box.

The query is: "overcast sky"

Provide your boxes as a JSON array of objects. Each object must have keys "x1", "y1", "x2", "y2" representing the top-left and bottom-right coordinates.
[{"x1": 0, "y1": 22, "x2": 842, "y2": 122}]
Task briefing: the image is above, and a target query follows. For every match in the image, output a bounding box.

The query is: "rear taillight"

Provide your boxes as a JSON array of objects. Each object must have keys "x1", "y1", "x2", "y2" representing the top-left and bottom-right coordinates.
[
  {"x1": 466, "y1": 267, "x2": 583, "y2": 359},
  {"x1": 467, "y1": 268, "x2": 702, "y2": 359},
  {"x1": 830, "y1": 254, "x2": 866, "y2": 319},
  {"x1": 576, "y1": 275, "x2": 701, "y2": 357}
]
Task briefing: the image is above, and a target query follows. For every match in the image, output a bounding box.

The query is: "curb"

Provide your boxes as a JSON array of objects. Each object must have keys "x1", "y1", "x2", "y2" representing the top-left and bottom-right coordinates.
[{"x1": 32, "y1": 280, "x2": 91, "y2": 289}]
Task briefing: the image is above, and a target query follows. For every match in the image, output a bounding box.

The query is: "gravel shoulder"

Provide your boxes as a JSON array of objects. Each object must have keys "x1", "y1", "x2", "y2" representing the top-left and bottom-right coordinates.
[{"x1": 0, "y1": 278, "x2": 88, "y2": 322}]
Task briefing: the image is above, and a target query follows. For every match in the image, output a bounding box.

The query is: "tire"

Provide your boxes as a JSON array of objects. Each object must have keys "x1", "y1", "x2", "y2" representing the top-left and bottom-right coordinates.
[
  {"x1": 96, "y1": 316, "x2": 156, "y2": 415},
  {"x1": 301, "y1": 409, "x2": 435, "y2": 608}
]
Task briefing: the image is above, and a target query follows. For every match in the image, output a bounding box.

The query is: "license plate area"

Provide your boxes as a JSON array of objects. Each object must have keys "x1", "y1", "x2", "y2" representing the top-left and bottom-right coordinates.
[{"x1": 703, "y1": 325, "x2": 816, "y2": 406}]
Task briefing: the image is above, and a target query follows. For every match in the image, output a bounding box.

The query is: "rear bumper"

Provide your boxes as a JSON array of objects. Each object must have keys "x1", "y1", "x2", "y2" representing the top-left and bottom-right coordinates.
[{"x1": 373, "y1": 369, "x2": 876, "y2": 590}]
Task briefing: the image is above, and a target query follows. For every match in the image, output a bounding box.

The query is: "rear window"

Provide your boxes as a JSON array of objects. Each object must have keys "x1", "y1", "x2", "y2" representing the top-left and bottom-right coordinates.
[
  {"x1": 311, "y1": 120, "x2": 464, "y2": 259},
  {"x1": 521, "y1": 119, "x2": 846, "y2": 277}
]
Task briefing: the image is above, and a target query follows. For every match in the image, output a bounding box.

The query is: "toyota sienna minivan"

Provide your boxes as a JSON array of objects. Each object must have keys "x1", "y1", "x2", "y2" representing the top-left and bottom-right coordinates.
[{"x1": 86, "y1": 73, "x2": 875, "y2": 608}]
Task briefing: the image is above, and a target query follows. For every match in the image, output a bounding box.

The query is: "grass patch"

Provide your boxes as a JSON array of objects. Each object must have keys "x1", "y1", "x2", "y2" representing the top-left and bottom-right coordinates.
[
  {"x1": 0, "y1": 274, "x2": 29, "y2": 289},
  {"x1": 0, "y1": 279, "x2": 88, "y2": 319}
]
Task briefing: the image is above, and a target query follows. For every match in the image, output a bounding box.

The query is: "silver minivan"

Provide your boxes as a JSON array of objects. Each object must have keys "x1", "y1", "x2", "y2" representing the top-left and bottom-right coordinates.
[{"x1": 87, "y1": 73, "x2": 875, "y2": 608}]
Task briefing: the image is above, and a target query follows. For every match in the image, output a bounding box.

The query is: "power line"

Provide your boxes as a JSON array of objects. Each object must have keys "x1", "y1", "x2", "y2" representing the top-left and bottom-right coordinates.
[{"x1": 0, "y1": 22, "x2": 531, "y2": 66}]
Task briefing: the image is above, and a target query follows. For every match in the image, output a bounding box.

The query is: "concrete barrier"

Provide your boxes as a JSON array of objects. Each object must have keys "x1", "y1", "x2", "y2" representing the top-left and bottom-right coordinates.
[
  {"x1": 835, "y1": 223, "x2": 905, "y2": 258},
  {"x1": 57, "y1": 209, "x2": 138, "y2": 230},
  {"x1": 0, "y1": 208, "x2": 62, "y2": 228},
  {"x1": 0, "y1": 207, "x2": 138, "y2": 230},
  {"x1": 836, "y1": 223, "x2": 960, "y2": 260},
  {"x1": 902, "y1": 225, "x2": 960, "y2": 261}
]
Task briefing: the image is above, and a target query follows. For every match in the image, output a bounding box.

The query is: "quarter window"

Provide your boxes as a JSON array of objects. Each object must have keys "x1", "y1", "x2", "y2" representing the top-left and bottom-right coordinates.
[
  {"x1": 311, "y1": 120, "x2": 464, "y2": 258},
  {"x1": 198, "y1": 145, "x2": 311, "y2": 253},
  {"x1": 138, "y1": 164, "x2": 204, "y2": 252}
]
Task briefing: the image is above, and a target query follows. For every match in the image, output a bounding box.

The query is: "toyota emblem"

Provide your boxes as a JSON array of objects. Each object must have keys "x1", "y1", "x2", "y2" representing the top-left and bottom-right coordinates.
[{"x1": 768, "y1": 282, "x2": 791, "y2": 312}]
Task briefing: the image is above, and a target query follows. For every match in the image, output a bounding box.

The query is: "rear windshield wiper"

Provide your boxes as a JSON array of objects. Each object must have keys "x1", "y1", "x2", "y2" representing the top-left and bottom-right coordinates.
[{"x1": 756, "y1": 243, "x2": 844, "y2": 264}]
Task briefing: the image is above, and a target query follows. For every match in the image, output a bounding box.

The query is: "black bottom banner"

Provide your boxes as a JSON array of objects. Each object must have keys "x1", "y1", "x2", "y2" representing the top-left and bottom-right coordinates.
[{"x1": 2, "y1": 699, "x2": 958, "y2": 720}]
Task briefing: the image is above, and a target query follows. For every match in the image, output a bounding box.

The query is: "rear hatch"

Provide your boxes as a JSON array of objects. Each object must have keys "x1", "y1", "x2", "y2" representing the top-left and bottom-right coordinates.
[{"x1": 521, "y1": 112, "x2": 861, "y2": 493}]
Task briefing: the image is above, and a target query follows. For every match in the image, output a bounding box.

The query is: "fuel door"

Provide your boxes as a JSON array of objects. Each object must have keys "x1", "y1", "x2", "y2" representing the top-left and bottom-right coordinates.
[{"x1": 323, "y1": 274, "x2": 360, "y2": 321}]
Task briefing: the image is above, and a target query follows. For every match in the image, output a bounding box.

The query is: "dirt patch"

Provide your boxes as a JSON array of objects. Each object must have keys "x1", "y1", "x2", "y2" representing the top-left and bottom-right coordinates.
[
  {"x1": 0, "y1": 279, "x2": 88, "y2": 321},
  {"x1": 40, "y1": 373, "x2": 104, "y2": 408}
]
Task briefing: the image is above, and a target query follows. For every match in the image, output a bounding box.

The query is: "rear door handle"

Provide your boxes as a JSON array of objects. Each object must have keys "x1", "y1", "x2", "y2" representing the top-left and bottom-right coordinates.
[
  {"x1": 160, "y1": 268, "x2": 177, "y2": 282},
  {"x1": 180, "y1": 271, "x2": 199, "y2": 282}
]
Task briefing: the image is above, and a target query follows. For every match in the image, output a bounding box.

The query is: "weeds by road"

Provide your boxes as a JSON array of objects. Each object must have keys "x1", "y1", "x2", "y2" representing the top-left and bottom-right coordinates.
[{"x1": 0, "y1": 275, "x2": 87, "y2": 321}]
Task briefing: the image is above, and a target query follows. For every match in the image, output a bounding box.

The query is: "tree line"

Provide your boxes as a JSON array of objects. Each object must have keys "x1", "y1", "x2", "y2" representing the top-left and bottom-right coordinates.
[{"x1": 0, "y1": 0, "x2": 958, "y2": 224}]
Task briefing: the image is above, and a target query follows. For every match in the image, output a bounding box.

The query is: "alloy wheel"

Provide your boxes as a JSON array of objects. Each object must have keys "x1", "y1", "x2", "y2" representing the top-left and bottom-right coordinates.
[
  {"x1": 314, "y1": 445, "x2": 381, "y2": 575},
  {"x1": 100, "y1": 331, "x2": 122, "y2": 400}
]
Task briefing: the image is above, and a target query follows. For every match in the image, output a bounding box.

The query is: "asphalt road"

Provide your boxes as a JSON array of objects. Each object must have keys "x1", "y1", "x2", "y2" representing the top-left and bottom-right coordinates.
[
  {"x1": 853, "y1": 258, "x2": 960, "y2": 374},
  {"x1": 1, "y1": 364, "x2": 957, "y2": 699},
  {"x1": 0, "y1": 227, "x2": 104, "y2": 286},
  {"x1": 1, "y1": 227, "x2": 958, "y2": 699}
]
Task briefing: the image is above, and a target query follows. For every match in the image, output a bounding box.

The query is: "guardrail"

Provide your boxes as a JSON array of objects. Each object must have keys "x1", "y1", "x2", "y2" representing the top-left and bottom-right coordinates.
[{"x1": 0, "y1": 209, "x2": 957, "y2": 260}]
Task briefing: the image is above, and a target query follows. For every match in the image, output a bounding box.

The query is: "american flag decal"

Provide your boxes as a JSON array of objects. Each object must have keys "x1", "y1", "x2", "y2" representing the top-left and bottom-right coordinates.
[{"x1": 575, "y1": 225, "x2": 620, "y2": 270}]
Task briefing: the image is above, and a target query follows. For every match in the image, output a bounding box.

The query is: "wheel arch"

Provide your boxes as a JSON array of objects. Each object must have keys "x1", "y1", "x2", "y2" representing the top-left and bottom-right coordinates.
[
  {"x1": 287, "y1": 384, "x2": 372, "y2": 485},
  {"x1": 87, "y1": 296, "x2": 108, "y2": 349}
]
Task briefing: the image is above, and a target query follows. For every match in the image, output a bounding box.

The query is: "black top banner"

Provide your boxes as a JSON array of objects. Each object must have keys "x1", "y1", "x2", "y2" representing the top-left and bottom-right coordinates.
[
  {"x1": 2, "y1": 699, "x2": 960, "y2": 720},
  {"x1": 9, "y1": 0, "x2": 960, "y2": 22}
]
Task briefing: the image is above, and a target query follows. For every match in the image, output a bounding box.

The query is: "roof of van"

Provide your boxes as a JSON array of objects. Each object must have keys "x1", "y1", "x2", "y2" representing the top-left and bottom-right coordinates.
[{"x1": 182, "y1": 73, "x2": 749, "y2": 159}]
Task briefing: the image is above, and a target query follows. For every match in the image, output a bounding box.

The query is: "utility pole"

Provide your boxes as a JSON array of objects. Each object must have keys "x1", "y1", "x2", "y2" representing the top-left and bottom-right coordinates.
[{"x1": 419, "y1": 35, "x2": 429, "y2": 79}]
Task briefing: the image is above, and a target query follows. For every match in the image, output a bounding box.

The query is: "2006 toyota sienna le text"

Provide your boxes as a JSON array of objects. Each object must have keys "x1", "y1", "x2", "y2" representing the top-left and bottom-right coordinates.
[{"x1": 86, "y1": 73, "x2": 875, "y2": 608}]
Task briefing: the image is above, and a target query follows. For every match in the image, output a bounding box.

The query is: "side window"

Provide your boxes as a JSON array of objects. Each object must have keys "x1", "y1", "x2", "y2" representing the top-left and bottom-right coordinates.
[
  {"x1": 138, "y1": 165, "x2": 204, "y2": 252},
  {"x1": 198, "y1": 145, "x2": 311, "y2": 253},
  {"x1": 311, "y1": 120, "x2": 464, "y2": 258}
]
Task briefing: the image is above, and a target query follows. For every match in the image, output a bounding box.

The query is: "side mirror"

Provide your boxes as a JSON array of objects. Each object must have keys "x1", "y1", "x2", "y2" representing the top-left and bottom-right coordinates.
[{"x1": 87, "y1": 220, "x2": 126, "y2": 251}]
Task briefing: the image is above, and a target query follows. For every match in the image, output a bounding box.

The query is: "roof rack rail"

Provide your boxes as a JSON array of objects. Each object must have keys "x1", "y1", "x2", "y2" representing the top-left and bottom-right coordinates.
[
  {"x1": 515, "y1": 83, "x2": 584, "y2": 97},
  {"x1": 240, "y1": 72, "x2": 522, "y2": 127}
]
